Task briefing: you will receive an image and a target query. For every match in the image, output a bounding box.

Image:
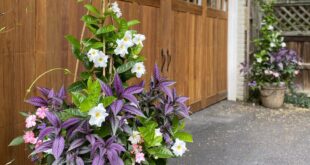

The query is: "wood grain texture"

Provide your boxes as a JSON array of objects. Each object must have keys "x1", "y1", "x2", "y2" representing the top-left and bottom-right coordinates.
[{"x1": 0, "y1": 0, "x2": 228, "y2": 163}]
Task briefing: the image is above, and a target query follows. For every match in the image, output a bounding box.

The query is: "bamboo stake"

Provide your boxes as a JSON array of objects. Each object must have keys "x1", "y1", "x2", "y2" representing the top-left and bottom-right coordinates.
[
  {"x1": 73, "y1": 0, "x2": 93, "y2": 82},
  {"x1": 102, "y1": 0, "x2": 106, "y2": 77}
]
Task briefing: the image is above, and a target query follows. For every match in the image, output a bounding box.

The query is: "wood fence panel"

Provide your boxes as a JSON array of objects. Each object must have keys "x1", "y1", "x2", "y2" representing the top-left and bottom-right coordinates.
[{"x1": 286, "y1": 40, "x2": 310, "y2": 93}]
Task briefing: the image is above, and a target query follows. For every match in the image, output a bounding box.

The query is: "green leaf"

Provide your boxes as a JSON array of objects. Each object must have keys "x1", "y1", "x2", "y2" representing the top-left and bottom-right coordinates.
[
  {"x1": 96, "y1": 25, "x2": 116, "y2": 35},
  {"x1": 9, "y1": 136, "x2": 24, "y2": 146},
  {"x1": 132, "y1": 45, "x2": 143, "y2": 55},
  {"x1": 84, "y1": 4, "x2": 100, "y2": 16},
  {"x1": 79, "y1": 78, "x2": 101, "y2": 112},
  {"x1": 116, "y1": 61, "x2": 136, "y2": 73},
  {"x1": 101, "y1": 96, "x2": 117, "y2": 107},
  {"x1": 80, "y1": 71, "x2": 92, "y2": 80},
  {"x1": 147, "y1": 146, "x2": 174, "y2": 158},
  {"x1": 127, "y1": 20, "x2": 140, "y2": 27},
  {"x1": 174, "y1": 131, "x2": 193, "y2": 143},
  {"x1": 19, "y1": 112, "x2": 29, "y2": 117},
  {"x1": 57, "y1": 108, "x2": 87, "y2": 121},
  {"x1": 138, "y1": 121, "x2": 162, "y2": 147},
  {"x1": 81, "y1": 15, "x2": 98, "y2": 25},
  {"x1": 68, "y1": 80, "x2": 87, "y2": 93},
  {"x1": 65, "y1": 35, "x2": 80, "y2": 49},
  {"x1": 72, "y1": 92, "x2": 86, "y2": 106}
]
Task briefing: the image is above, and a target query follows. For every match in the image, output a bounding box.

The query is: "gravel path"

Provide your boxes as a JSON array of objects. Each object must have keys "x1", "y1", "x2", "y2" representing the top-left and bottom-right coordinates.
[{"x1": 169, "y1": 101, "x2": 310, "y2": 165}]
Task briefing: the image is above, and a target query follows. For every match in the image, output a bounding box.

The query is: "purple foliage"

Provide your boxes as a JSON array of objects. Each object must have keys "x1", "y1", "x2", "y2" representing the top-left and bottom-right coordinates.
[
  {"x1": 26, "y1": 86, "x2": 67, "y2": 111},
  {"x1": 87, "y1": 135, "x2": 125, "y2": 165}
]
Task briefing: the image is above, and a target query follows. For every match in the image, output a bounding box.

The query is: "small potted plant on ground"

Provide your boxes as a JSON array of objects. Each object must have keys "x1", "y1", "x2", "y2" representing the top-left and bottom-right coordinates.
[
  {"x1": 8, "y1": 1, "x2": 193, "y2": 164},
  {"x1": 242, "y1": 0, "x2": 302, "y2": 108}
]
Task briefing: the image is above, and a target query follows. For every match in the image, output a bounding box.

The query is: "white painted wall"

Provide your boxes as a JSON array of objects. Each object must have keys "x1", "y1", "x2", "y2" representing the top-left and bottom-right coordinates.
[{"x1": 227, "y1": 0, "x2": 239, "y2": 101}]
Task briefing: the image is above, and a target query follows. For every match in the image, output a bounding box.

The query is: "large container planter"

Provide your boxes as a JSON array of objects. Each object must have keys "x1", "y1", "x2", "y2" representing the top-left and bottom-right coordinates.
[{"x1": 260, "y1": 84, "x2": 286, "y2": 109}]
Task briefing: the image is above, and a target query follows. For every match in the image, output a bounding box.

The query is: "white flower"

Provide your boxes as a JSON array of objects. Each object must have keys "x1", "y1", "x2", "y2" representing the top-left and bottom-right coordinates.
[
  {"x1": 129, "y1": 131, "x2": 141, "y2": 144},
  {"x1": 171, "y1": 138, "x2": 187, "y2": 157},
  {"x1": 115, "y1": 39, "x2": 129, "y2": 57},
  {"x1": 268, "y1": 25, "x2": 274, "y2": 30},
  {"x1": 294, "y1": 70, "x2": 300, "y2": 75},
  {"x1": 111, "y1": 2, "x2": 122, "y2": 18},
  {"x1": 155, "y1": 128, "x2": 162, "y2": 137},
  {"x1": 87, "y1": 48, "x2": 99, "y2": 62},
  {"x1": 256, "y1": 58, "x2": 263, "y2": 63},
  {"x1": 123, "y1": 31, "x2": 134, "y2": 47},
  {"x1": 273, "y1": 72, "x2": 280, "y2": 78},
  {"x1": 270, "y1": 42, "x2": 276, "y2": 47},
  {"x1": 131, "y1": 62, "x2": 146, "y2": 78},
  {"x1": 88, "y1": 103, "x2": 109, "y2": 127},
  {"x1": 133, "y1": 34, "x2": 146, "y2": 46},
  {"x1": 281, "y1": 42, "x2": 286, "y2": 48},
  {"x1": 264, "y1": 70, "x2": 272, "y2": 75},
  {"x1": 93, "y1": 51, "x2": 109, "y2": 68}
]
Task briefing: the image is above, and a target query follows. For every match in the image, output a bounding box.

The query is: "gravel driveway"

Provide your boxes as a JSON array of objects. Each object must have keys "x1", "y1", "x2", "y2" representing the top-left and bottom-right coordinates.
[{"x1": 169, "y1": 101, "x2": 310, "y2": 165}]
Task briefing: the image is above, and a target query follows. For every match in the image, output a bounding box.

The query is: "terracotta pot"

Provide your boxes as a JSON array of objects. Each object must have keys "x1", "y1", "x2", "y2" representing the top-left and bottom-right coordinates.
[{"x1": 260, "y1": 85, "x2": 286, "y2": 109}]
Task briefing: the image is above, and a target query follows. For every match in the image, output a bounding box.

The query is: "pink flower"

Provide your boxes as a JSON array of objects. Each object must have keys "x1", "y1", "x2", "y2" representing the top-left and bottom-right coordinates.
[
  {"x1": 23, "y1": 131, "x2": 37, "y2": 144},
  {"x1": 35, "y1": 140, "x2": 43, "y2": 149},
  {"x1": 25, "y1": 115, "x2": 37, "y2": 128},
  {"x1": 135, "y1": 152, "x2": 145, "y2": 164},
  {"x1": 294, "y1": 70, "x2": 300, "y2": 75},
  {"x1": 36, "y1": 107, "x2": 49, "y2": 119},
  {"x1": 132, "y1": 144, "x2": 143, "y2": 154}
]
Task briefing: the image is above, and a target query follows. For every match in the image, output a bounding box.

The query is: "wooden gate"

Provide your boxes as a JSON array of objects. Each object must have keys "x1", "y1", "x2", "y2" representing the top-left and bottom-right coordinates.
[{"x1": 0, "y1": 0, "x2": 228, "y2": 163}]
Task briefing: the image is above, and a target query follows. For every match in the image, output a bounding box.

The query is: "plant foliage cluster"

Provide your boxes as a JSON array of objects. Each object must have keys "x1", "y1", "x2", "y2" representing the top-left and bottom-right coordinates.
[{"x1": 9, "y1": 2, "x2": 192, "y2": 165}]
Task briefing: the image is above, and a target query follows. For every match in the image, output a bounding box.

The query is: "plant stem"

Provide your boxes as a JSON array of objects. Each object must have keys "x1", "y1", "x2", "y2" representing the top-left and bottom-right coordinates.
[
  {"x1": 24, "y1": 68, "x2": 71, "y2": 100},
  {"x1": 102, "y1": 0, "x2": 106, "y2": 77},
  {"x1": 73, "y1": 0, "x2": 93, "y2": 83}
]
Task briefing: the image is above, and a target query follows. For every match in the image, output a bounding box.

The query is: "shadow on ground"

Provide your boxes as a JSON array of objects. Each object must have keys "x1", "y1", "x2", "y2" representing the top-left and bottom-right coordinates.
[{"x1": 169, "y1": 101, "x2": 310, "y2": 165}]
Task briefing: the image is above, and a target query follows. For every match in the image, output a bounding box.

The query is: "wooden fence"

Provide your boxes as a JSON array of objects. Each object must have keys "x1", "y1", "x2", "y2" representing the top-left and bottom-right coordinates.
[
  {"x1": 274, "y1": 3, "x2": 310, "y2": 93},
  {"x1": 0, "y1": 0, "x2": 228, "y2": 164}
]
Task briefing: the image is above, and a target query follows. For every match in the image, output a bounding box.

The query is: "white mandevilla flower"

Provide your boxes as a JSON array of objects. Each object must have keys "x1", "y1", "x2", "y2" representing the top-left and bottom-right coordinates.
[
  {"x1": 268, "y1": 25, "x2": 274, "y2": 30},
  {"x1": 129, "y1": 131, "x2": 141, "y2": 144},
  {"x1": 155, "y1": 128, "x2": 162, "y2": 137},
  {"x1": 111, "y1": 2, "x2": 122, "y2": 18},
  {"x1": 171, "y1": 138, "x2": 187, "y2": 157},
  {"x1": 93, "y1": 51, "x2": 109, "y2": 68},
  {"x1": 131, "y1": 62, "x2": 146, "y2": 78},
  {"x1": 256, "y1": 58, "x2": 263, "y2": 63},
  {"x1": 270, "y1": 42, "x2": 276, "y2": 47},
  {"x1": 115, "y1": 39, "x2": 129, "y2": 57},
  {"x1": 133, "y1": 34, "x2": 146, "y2": 46},
  {"x1": 88, "y1": 103, "x2": 109, "y2": 127},
  {"x1": 87, "y1": 48, "x2": 99, "y2": 62},
  {"x1": 281, "y1": 42, "x2": 286, "y2": 48},
  {"x1": 123, "y1": 31, "x2": 134, "y2": 47}
]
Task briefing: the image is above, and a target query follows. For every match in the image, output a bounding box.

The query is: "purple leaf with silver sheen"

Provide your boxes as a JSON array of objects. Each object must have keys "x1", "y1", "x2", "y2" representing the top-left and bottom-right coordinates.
[
  {"x1": 123, "y1": 104, "x2": 145, "y2": 117},
  {"x1": 52, "y1": 136, "x2": 65, "y2": 159},
  {"x1": 88, "y1": 136, "x2": 125, "y2": 165},
  {"x1": 110, "y1": 100, "x2": 124, "y2": 116}
]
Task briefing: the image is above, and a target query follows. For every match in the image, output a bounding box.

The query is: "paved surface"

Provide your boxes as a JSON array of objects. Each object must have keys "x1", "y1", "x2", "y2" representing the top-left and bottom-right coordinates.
[{"x1": 169, "y1": 101, "x2": 310, "y2": 165}]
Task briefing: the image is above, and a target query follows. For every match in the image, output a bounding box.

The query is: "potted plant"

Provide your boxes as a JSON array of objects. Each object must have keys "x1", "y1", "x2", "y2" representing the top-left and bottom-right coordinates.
[
  {"x1": 242, "y1": 0, "x2": 302, "y2": 108},
  {"x1": 8, "y1": 1, "x2": 193, "y2": 164}
]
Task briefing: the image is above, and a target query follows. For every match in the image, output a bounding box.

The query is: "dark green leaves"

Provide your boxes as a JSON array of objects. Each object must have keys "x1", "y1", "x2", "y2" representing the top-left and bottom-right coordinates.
[
  {"x1": 116, "y1": 61, "x2": 136, "y2": 73},
  {"x1": 82, "y1": 15, "x2": 99, "y2": 25},
  {"x1": 68, "y1": 80, "x2": 87, "y2": 93},
  {"x1": 9, "y1": 136, "x2": 24, "y2": 146},
  {"x1": 78, "y1": 78, "x2": 101, "y2": 112},
  {"x1": 96, "y1": 25, "x2": 116, "y2": 35}
]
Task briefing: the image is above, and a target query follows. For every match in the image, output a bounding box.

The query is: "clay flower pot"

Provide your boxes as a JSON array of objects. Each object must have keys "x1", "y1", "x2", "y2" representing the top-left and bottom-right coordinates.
[{"x1": 260, "y1": 84, "x2": 286, "y2": 109}]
